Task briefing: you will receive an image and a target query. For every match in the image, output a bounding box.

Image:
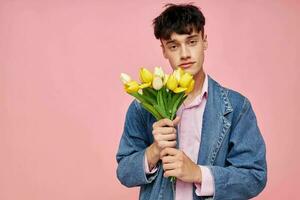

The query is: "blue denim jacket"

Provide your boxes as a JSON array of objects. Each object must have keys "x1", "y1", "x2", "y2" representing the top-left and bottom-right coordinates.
[{"x1": 116, "y1": 76, "x2": 267, "y2": 200}]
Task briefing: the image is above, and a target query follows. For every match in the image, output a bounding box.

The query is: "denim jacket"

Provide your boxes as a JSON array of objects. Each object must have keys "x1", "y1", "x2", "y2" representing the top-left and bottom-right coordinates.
[{"x1": 116, "y1": 76, "x2": 267, "y2": 200}]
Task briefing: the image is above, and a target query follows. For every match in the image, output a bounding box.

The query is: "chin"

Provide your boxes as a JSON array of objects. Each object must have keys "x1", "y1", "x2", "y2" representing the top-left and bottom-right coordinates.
[{"x1": 183, "y1": 68, "x2": 198, "y2": 75}]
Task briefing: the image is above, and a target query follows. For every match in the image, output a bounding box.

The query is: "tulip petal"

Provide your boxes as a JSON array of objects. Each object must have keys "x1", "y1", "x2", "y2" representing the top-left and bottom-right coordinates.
[
  {"x1": 154, "y1": 67, "x2": 165, "y2": 78},
  {"x1": 174, "y1": 87, "x2": 187, "y2": 93},
  {"x1": 185, "y1": 79, "x2": 195, "y2": 94},
  {"x1": 166, "y1": 75, "x2": 178, "y2": 91},
  {"x1": 179, "y1": 73, "x2": 193, "y2": 88},
  {"x1": 139, "y1": 82, "x2": 151, "y2": 89},
  {"x1": 125, "y1": 81, "x2": 140, "y2": 93},
  {"x1": 140, "y1": 68, "x2": 153, "y2": 83},
  {"x1": 120, "y1": 73, "x2": 131, "y2": 84},
  {"x1": 152, "y1": 76, "x2": 163, "y2": 90}
]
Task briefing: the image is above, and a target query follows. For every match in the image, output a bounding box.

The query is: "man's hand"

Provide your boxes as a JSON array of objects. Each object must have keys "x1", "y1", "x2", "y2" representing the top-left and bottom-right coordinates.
[
  {"x1": 160, "y1": 147, "x2": 202, "y2": 183},
  {"x1": 145, "y1": 117, "x2": 180, "y2": 171}
]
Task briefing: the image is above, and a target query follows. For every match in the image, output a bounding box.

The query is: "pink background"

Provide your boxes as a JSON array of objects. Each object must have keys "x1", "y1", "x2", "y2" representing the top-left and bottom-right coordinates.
[{"x1": 1, "y1": 0, "x2": 299, "y2": 199}]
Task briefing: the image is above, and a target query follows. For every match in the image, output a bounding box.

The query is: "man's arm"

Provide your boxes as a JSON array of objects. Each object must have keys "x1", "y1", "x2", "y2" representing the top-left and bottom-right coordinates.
[
  {"x1": 209, "y1": 98, "x2": 267, "y2": 199},
  {"x1": 116, "y1": 101, "x2": 156, "y2": 187},
  {"x1": 116, "y1": 101, "x2": 180, "y2": 187}
]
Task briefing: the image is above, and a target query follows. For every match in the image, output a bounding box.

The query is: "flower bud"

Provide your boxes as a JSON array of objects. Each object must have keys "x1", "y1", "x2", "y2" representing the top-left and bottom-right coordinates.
[
  {"x1": 166, "y1": 75, "x2": 178, "y2": 91},
  {"x1": 185, "y1": 79, "x2": 195, "y2": 94},
  {"x1": 174, "y1": 87, "x2": 187, "y2": 93},
  {"x1": 152, "y1": 76, "x2": 163, "y2": 90},
  {"x1": 179, "y1": 72, "x2": 193, "y2": 88},
  {"x1": 125, "y1": 81, "x2": 140, "y2": 93},
  {"x1": 139, "y1": 68, "x2": 153, "y2": 83},
  {"x1": 163, "y1": 74, "x2": 169, "y2": 85},
  {"x1": 154, "y1": 67, "x2": 164, "y2": 78},
  {"x1": 120, "y1": 73, "x2": 131, "y2": 84},
  {"x1": 173, "y1": 67, "x2": 184, "y2": 81}
]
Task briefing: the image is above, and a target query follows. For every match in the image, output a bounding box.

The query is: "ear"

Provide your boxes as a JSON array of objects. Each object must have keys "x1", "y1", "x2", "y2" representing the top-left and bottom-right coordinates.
[{"x1": 203, "y1": 34, "x2": 208, "y2": 50}]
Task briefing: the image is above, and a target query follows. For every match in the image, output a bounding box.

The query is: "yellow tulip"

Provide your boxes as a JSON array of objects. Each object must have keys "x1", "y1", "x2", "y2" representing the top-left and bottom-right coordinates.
[
  {"x1": 163, "y1": 74, "x2": 169, "y2": 85},
  {"x1": 152, "y1": 76, "x2": 163, "y2": 90},
  {"x1": 125, "y1": 81, "x2": 140, "y2": 93},
  {"x1": 185, "y1": 79, "x2": 195, "y2": 94},
  {"x1": 166, "y1": 75, "x2": 178, "y2": 91},
  {"x1": 174, "y1": 87, "x2": 187, "y2": 93},
  {"x1": 139, "y1": 68, "x2": 153, "y2": 83},
  {"x1": 139, "y1": 82, "x2": 151, "y2": 89},
  {"x1": 120, "y1": 73, "x2": 131, "y2": 84},
  {"x1": 179, "y1": 72, "x2": 193, "y2": 88},
  {"x1": 154, "y1": 67, "x2": 164, "y2": 78}
]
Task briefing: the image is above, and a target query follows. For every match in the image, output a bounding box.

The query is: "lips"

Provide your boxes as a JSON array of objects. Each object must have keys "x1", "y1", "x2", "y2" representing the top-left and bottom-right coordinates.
[{"x1": 179, "y1": 62, "x2": 195, "y2": 68}]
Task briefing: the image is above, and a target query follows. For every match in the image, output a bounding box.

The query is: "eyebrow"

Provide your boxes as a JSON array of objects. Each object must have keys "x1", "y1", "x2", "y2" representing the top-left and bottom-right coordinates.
[
  {"x1": 166, "y1": 40, "x2": 177, "y2": 45},
  {"x1": 186, "y1": 34, "x2": 199, "y2": 40},
  {"x1": 165, "y1": 34, "x2": 199, "y2": 45}
]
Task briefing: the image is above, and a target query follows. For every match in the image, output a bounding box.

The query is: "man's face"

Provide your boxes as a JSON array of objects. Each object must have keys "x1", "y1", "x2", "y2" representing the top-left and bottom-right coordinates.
[{"x1": 161, "y1": 31, "x2": 208, "y2": 76}]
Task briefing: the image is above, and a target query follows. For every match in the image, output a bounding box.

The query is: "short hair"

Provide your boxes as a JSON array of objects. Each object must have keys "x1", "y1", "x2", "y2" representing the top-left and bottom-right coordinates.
[{"x1": 153, "y1": 3, "x2": 206, "y2": 40}]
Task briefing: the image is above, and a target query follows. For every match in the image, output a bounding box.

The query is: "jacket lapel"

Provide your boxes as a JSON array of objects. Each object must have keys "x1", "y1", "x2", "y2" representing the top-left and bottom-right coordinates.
[{"x1": 197, "y1": 76, "x2": 233, "y2": 165}]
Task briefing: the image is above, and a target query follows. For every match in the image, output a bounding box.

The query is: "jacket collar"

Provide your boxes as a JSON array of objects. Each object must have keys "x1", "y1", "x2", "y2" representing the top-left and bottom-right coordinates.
[
  {"x1": 197, "y1": 75, "x2": 233, "y2": 165},
  {"x1": 207, "y1": 75, "x2": 233, "y2": 116}
]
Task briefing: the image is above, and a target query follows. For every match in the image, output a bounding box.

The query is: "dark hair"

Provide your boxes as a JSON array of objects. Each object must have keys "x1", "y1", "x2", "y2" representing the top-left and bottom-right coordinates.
[{"x1": 153, "y1": 3, "x2": 205, "y2": 40}]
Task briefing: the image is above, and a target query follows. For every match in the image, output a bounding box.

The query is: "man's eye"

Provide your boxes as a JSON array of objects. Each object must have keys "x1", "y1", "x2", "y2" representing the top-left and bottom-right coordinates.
[
  {"x1": 188, "y1": 40, "x2": 198, "y2": 45},
  {"x1": 168, "y1": 45, "x2": 178, "y2": 50}
]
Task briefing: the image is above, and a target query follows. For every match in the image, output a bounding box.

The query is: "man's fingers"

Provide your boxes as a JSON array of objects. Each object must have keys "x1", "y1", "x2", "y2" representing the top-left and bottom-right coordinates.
[
  {"x1": 153, "y1": 118, "x2": 173, "y2": 128},
  {"x1": 152, "y1": 127, "x2": 176, "y2": 135},
  {"x1": 162, "y1": 163, "x2": 177, "y2": 170},
  {"x1": 155, "y1": 133, "x2": 176, "y2": 141},
  {"x1": 157, "y1": 141, "x2": 176, "y2": 149},
  {"x1": 172, "y1": 116, "x2": 181, "y2": 127},
  {"x1": 162, "y1": 155, "x2": 176, "y2": 164},
  {"x1": 163, "y1": 169, "x2": 177, "y2": 178},
  {"x1": 160, "y1": 147, "x2": 178, "y2": 158}
]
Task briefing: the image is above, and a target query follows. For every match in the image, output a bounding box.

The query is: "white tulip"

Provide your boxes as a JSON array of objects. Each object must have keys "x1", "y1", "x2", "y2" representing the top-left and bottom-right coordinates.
[
  {"x1": 152, "y1": 76, "x2": 163, "y2": 90},
  {"x1": 154, "y1": 67, "x2": 165, "y2": 78},
  {"x1": 173, "y1": 67, "x2": 184, "y2": 81},
  {"x1": 120, "y1": 73, "x2": 131, "y2": 84}
]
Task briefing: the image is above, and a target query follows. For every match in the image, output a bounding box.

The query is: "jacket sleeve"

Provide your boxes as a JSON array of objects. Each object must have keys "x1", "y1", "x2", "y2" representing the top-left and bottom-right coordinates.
[
  {"x1": 210, "y1": 98, "x2": 267, "y2": 199},
  {"x1": 116, "y1": 100, "x2": 159, "y2": 187}
]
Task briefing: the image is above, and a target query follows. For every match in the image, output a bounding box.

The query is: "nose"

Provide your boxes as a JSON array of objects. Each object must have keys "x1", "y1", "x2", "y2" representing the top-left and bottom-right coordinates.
[{"x1": 180, "y1": 45, "x2": 191, "y2": 60}]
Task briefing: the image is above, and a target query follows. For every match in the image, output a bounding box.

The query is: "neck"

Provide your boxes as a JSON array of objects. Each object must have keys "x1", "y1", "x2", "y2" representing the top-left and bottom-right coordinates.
[{"x1": 191, "y1": 69, "x2": 205, "y2": 96}]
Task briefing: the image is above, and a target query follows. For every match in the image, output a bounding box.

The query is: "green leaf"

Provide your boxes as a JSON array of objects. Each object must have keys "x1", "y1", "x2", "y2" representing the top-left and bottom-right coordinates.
[
  {"x1": 146, "y1": 87, "x2": 158, "y2": 97},
  {"x1": 130, "y1": 91, "x2": 156, "y2": 106},
  {"x1": 143, "y1": 88, "x2": 156, "y2": 99},
  {"x1": 154, "y1": 104, "x2": 169, "y2": 119},
  {"x1": 171, "y1": 92, "x2": 185, "y2": 119},
  {"x1": 177, "y1": 94, "x2": 188, "y2": 109},
  {"x1": 130, "y1": 92, "x2": 145, "y2": 103},
  {"x1": 157, "y1": 90, "x2": 163, "y2": 109},
  {"x1": 165, "y1": 90, "x2": 172, "y2": 115},
  {"x1": 138, "y1": 93, "x2": 156, "y2": 105},
  {"x1": 168, "y1": 92, "x2": 181, "y2": 114},
  {"x1": 161, "y1": 87, "x2": 169, "y2": 117},
  {"x1": 141, "y1": 102, "x2": 162, "y2": 120}
]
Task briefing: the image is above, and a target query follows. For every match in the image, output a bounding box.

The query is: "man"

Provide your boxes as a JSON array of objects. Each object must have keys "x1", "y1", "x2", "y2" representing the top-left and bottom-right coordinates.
[{"x1": 116, "y1": 4, "x2": 267, "y2": 200}]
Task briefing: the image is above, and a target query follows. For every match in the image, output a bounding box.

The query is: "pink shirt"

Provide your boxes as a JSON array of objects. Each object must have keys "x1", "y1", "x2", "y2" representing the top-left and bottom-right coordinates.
[{"x1": 145, "y1": 74, "x2": 214, "y2": 199}]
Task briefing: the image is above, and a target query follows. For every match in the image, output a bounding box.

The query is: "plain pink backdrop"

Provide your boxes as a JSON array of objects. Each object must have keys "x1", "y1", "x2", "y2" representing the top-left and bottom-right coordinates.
[{"x1": 1, "y1": 0, "x2": 299, "y2": 199}]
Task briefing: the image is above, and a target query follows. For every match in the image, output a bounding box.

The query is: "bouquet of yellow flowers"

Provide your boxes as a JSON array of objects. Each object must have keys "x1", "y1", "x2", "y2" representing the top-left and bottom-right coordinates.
[
  {"x1": 120, "y1": 67, "x2": 195, "y2": 121},
  {"x1": 120, "y1": 67, "x2": 194, "y2": 182}
]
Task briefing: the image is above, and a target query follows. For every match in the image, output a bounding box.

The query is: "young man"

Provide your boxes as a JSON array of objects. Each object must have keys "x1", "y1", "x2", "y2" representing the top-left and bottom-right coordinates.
[{"x1": 116, "y1": 4, "x2": 267, "y2": 200}]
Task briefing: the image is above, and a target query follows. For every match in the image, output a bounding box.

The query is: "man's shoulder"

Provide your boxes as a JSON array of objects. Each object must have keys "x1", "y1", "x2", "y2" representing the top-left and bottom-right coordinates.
[{"x1": 208, "y1": 76, "x2": 251, "y2": 114}]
